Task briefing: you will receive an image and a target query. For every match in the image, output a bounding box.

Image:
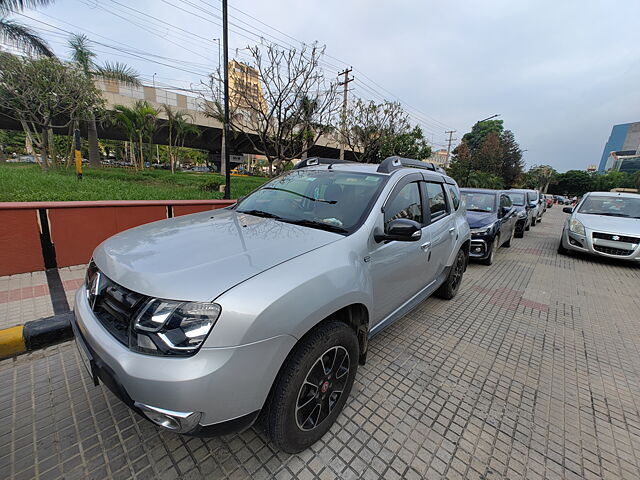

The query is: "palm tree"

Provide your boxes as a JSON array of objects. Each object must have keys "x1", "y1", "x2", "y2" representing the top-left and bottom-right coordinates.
[
  {"x1": 0, "y1": 0, "x2": 54, "y2": 57},
  {"x1": 133, "y1": 100, "x2": 159, "y2": 169},
  {"x1": 163, "y1": 105, "x2": 199, "y2": 173},
  {"x1": 111, "y1": 104, "x2": 137, "y2": 168},
  {"x1": 68, "y1": 33, "x2": 140, "y2": 168}
]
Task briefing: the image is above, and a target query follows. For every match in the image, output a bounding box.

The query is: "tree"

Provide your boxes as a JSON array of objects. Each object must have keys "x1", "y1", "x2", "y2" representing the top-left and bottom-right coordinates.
[
  {"x1": 110, "y1": 104, "x2": 138, "y2": 166},
  {"x1": 203, "y1": 42, "x2": 340, "y2": 175},
  {"x1": 552, "y1": 170, "x2": 593, "y2": 197},
  {"x1": 68, "y1": 33, "x2": 140, "y2": 168},
  {"x1": 592, "y1": 171, "x2": 635, "y2": 191},
  {"x1": 524, "y1": 165, "x2": 558, "y2": 192},
  {"x1": 0, "y1": 53, "x2": 103, "y2": 171},
  {"x1": 462, "y1": 119, "x2": 504, "y2": 154},
  {"x1": 473, "y1": 131, "x2": 502, "y2": 176},
  {"x1": 0, "y1": 0, "x2": 54, "y2": 57},
  {"x1": 343, "y1": 99, "x2": 412, "y2": 163},
  {"x1": 447, "y1": 141, "x2": 473, "y2": 186},
  {"x1": 500, "y1": 130, "x2": 525, "y2": 187},
  {"x1": 378, "y1": 125, "x2": 432, "y2": 161}
]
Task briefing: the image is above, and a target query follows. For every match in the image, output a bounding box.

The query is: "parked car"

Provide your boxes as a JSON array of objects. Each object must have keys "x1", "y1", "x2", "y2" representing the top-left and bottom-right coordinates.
[
  {"x1": 538, "y1": 191, "x2": 547, "y2": 216},
  {"x1": 72, "y1": 156, "x2": 471, "y2": 453},
  {"x1": 460, "y1": 188, "x2": 517, "y2": 265},
  {"x1": 546, "y1": 195, "x2": 553, "y2": 208},
  {"x1": 558, "y1": 191, "x2": 640, "y2": 260},
  {"x1": 507, "y1": 190, "x2": 534, "y2": 237}
]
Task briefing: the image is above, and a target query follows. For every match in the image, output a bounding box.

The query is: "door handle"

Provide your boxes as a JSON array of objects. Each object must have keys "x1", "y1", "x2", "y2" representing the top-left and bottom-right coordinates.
[
  {"x1": 448, "y1": 227, "x2": 455, "y2": 235},
  {"x1": 420, "y1": 241, "x2": 431, "y2": 251}
]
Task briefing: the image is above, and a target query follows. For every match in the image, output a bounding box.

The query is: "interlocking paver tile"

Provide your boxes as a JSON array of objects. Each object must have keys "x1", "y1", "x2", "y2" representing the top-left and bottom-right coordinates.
[{"x1": 1, "y1": 209, "x2": 640, "y2": 479}]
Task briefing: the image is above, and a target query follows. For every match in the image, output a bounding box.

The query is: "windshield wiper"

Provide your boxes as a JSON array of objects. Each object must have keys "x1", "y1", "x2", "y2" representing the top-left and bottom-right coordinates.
[
  {"x1": 281, "y1": 218, "x2": 348, "y2": 234},
  {"x1": 237, "y1": 209, "x2": 283, "y2": 220},
  {"x1": 262, "y1": 187, "x2": 337, "y2": 204}
]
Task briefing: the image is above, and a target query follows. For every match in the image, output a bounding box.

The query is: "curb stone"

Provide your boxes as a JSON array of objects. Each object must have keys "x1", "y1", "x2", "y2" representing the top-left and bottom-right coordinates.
[{"x1": 0, "y1": 311, "x2": 73, "y2": 360}]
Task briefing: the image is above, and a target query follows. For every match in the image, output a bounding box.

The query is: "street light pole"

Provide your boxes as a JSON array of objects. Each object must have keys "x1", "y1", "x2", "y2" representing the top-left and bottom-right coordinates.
[{"x1": 222, "y1": 0, "x2": 231, "y2": 199}]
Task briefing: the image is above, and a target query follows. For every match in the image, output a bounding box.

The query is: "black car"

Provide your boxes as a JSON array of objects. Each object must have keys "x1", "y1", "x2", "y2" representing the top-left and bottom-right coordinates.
[
  {"x1": 506, "y1": 190, "x2": 535, "y2": 237},
  {"x1": 460, "y1": 189, "x2": 518, "y2": 265}
]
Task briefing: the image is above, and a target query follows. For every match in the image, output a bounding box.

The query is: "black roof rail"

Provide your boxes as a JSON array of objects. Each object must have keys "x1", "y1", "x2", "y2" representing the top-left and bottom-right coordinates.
[
  {"x1": 377, "y1": 156, "x2": 447, "y2": 175},
  {"x1": 293, "y1": 157, "x2": 355, "y2": 169}
]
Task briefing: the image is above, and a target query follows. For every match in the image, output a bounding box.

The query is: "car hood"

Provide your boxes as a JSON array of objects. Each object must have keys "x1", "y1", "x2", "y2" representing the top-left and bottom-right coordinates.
[
  {"x1": 93, "y1": 209, "x2": 342, "y2": 302},
  {"x1": 574, "y1": 212, "x2": 640, "y2": 236},
  {"x1": 466, "y1": 211, "x2": 497, "y2": 229}
]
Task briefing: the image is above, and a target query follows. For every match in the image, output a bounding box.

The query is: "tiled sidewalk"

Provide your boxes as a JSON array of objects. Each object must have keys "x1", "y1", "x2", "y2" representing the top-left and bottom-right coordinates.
[
  {"x1": 0, "y1": 264, "x2": 86, "y2": 329},
  {"x1": 1, "y1": 209, "x2": 640, "y2": 480}
]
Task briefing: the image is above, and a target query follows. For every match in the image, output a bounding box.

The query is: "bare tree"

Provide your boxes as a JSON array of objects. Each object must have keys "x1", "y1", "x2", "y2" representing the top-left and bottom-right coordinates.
[
  {"x1": 201, "y1": 43, "x2": 340, "y2": 175},
  {"x1": 343, "y1": 98, "x2": 411, "y2": 163},
  {"x1": 0, "y1": 53, "x2": 103, "y2": 171}
]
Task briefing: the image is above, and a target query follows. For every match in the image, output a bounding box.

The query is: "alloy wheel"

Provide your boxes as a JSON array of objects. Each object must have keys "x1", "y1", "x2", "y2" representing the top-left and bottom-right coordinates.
[
  {"x1": 450, "y1": 252, "x2": 465, "y2": 290},
  {"x1": 295, "y1": 346, "x2": 350, "y2": 431}
]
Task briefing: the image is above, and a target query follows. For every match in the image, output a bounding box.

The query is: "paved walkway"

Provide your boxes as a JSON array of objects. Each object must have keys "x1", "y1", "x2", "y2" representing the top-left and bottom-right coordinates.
[
  {"x1": 0, "y1": 265, "x2": 86, "y2": 329},
  {"x1": 1, "y1": 208, "x2": 639, "y2": 480}
]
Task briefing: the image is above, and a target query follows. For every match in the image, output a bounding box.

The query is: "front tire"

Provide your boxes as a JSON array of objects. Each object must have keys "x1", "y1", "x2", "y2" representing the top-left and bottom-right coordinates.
[
  {"x1": 266, "y1": 321, "x2": 358, "y2": 453},
  {"x1": 503, "y1": 226, "x2": 514, "y2": 247},
  {"x1": 436, "y1": 248, "x2": 466, "y2": 299},
  {"x1": 481, "y1": 233, "x2": 498, "y2": 265},
  {"x1": 558, "y1": 233, "x2": 569, "y2": 255}
]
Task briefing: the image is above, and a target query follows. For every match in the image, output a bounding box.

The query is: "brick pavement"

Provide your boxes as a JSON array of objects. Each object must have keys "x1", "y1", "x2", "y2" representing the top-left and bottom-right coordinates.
[
  {"x1": 0, "y1": 265, "x2": 86, "y2": 329},
  {"x1": 1, "y1": 208, "x2": 639, "y2": 479}
]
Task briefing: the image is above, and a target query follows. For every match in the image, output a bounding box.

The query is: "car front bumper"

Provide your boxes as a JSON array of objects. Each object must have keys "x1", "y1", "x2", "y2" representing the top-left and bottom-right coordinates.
[
  {"x1": 469, "y1": 236, "x2": 493, "y2": 260},
  {"x1": 561, "y1": 227, "x2": 640, "y2": 261},
  {"x1": 72, "y1": 287, "x2": 297, "y2": 434}
]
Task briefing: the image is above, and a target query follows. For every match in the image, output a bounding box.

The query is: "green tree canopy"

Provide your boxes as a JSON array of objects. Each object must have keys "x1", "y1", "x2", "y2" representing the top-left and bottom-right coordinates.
[{"x1": 462, "y1": 119, "x2": 504, "y2": 154}]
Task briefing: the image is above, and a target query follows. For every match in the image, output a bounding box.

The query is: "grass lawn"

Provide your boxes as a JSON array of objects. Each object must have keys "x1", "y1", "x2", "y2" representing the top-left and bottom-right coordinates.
[{"x1": 0, "y1": 163, "x2": 269, "y2": 202}]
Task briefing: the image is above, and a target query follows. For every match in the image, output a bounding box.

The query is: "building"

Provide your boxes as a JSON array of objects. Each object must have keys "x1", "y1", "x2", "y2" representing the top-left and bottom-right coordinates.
[
  {"x1": 228, "y1": 60, "x2": 267, "y2": 113},
  {"x1": 427, "y1": 148, "x2": 449, "y2": 168},
  {"x1": 604, "y1": 151, "x2": 640, "y2": 175},
  {"x1": 598, "y1": 121, "x2": 640, "y2": 172}
]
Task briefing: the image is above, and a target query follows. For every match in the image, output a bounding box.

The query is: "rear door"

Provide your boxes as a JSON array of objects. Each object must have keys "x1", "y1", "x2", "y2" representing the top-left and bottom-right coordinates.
[{"x1": 423, "y1": 181, "x2": 455, "y2": 277}]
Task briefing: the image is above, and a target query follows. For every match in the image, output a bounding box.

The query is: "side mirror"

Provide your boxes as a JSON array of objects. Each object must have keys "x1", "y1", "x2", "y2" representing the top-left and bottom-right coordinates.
[
  {"x1": 501, "y1": 206, "x2": 511, "y2": 217},
  {"x1": 529, "y1": 202, "x2": 537, "y2": 209},
  {"x1": 375, "y1": 219, "x2": 422, "y2": 243},
  {"x1": 562, "y1": 207, "x2": 573, "y2": 214}
]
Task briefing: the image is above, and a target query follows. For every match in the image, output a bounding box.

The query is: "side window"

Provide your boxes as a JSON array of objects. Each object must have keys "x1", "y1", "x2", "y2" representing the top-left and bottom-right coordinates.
[
  {"x1": 426, "y1": 182, "x2": 448, "y2": 222},
  {"x1": 384, "y1": 182, "x2": 423, "y2": 228},
  {"x1": 447, "y1": 185, "x2": 461, "y2": 210},
  {"x1": 500, "y1": 195, "x2": 511, "y2": 208}
]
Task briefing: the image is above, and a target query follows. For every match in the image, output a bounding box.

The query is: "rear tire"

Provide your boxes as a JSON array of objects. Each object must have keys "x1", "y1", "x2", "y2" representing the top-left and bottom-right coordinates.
[
  {"x1": 531, "y1": 217, "x2": 536, "y2": 227},
  {"x1": 436, "y1": 249, "x2": 466, "y2": 299},
  {"x1": 266, "y1": 321, "x2": 358, "y2": 453}
]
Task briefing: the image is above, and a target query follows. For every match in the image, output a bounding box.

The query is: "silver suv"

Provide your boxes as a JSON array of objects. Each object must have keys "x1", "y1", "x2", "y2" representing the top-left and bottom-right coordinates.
[{"x1": 72, "y1": 156, "x2": 471, "y2": 452}]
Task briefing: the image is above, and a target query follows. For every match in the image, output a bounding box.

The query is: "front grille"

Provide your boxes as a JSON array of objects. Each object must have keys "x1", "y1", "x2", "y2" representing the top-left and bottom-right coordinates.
[
  {"x1": 592, "y1": 232, "x2": 640, "y2": 244},
  {"x1": 87, "y1": 265, "x2": 146, "y2": 346},
  {"x1": 593, "y1": 245, "x2": 633, "y2": 256}
]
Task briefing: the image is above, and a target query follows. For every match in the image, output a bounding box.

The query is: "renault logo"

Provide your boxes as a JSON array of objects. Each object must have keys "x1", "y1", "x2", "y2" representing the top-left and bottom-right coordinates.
[{"x1": 612, "y1": 235, "x2": 620, "y2": 241}]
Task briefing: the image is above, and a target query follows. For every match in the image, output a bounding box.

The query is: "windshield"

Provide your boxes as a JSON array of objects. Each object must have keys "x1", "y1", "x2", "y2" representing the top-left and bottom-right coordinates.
[
  {"x1": 578, "y1": 195, "x2": 640, "y2": 218},
  {"x1": 507, "y1": 193, "x2": 525, "y2": 206},
  {"x1": 461, "y1": 192, "x2": 495, "y2": 212},
  {"x1": 236, "y1": 169, "x2": 386, "y2": 233}
]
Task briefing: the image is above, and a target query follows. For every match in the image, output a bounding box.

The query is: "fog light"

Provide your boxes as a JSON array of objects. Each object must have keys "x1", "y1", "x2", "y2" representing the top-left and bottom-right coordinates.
[
  {"x1": 474, "y1": 247, "x2": 482, "y2": 252},
  {"x1": 134, "y1": 402, "x2": 202, "y2": 433}
]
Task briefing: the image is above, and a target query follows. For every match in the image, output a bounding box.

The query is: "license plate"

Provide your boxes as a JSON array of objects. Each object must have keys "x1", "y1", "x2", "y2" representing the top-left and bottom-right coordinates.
[{"x1": 75, "y1": 334, "x2": 99, "y2": 386}]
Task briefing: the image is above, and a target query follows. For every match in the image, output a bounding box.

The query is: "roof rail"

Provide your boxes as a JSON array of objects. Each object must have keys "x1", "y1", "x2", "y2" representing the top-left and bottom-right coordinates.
[
  {"x1": 377, "y1": 156, "x2": 446, "y2": 175},
  {"x1": 293, "y1": 157, "x2": 355, "y2": 169}
]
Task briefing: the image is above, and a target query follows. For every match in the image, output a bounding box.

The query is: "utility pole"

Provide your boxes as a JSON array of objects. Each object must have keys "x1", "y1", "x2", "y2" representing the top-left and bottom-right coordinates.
[
  {"x1": 338, "y1": 67, "x2": 353, "y2": 161},
  {"x1": 445, "y1": 130, "x2": 456, "y2": 167},
  {"x1": 222, "y1": 0, "x2": 231, "y2": 199}
]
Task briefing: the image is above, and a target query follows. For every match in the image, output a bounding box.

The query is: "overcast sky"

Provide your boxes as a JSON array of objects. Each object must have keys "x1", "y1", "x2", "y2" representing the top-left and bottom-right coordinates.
[{"x1": 17, "y1": 0, "x2": 640, "y2": 171}]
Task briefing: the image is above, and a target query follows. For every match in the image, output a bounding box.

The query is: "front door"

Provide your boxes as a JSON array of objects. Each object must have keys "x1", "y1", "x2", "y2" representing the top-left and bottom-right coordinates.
[{"x1": 369, "y1": 179, "x2": 432, "y2": 326}]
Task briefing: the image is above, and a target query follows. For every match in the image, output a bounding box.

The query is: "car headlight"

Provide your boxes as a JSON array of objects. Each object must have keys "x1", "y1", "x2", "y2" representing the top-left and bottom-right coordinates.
[
  {"x1": 471, "y1": 223, "x2": 493, "y2": 235},
  {"x1": 569, "y1": 218, "x2": 585, "y2": 236},
  {"x1": 131, "y1": 299, "x2": 221, "y2": 356},
  {"x1": 517, "y1": 210, "x2": 527, "y2": 218}
]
